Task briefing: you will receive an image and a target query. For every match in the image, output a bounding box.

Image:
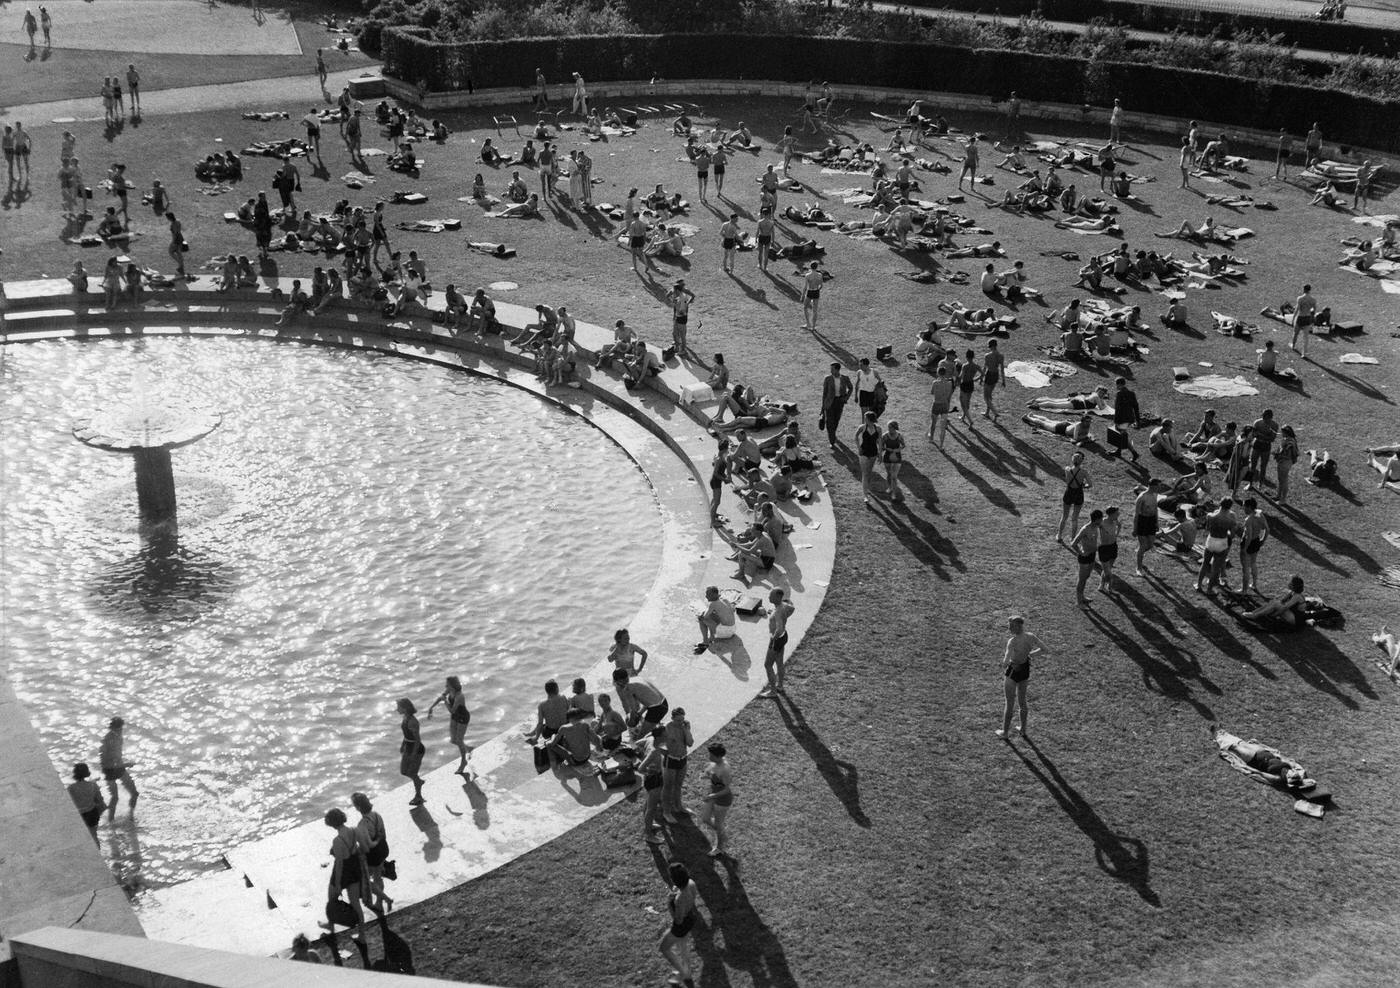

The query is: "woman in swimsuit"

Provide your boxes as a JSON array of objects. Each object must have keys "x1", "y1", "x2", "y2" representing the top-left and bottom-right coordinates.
[
  {"x1": 1069, "y1": 509, "x2": 1103, "y2": 608},
  {"x1": 324, "y1": 807, "x2": 367, "y2": 940},
  {"x1": 879, "y1": 420, "x2": 906, "y2": 503},
  {"x1": 351, "y1": 792, "x2": 392, "y2": 914},
  {"x1": 699, "y1": 743, "x2": 734, "y2": 859},
  {"x1": 1244, "y1": 574, "x2": 1306, "y2": 627},
  {"x1": 1057, "y1": 451, "x2": 1090, "y2": 543},
  {"x1": 396, "y1": 698, "x2": 426, "y2": 806},
  {"x1": 1132, "y1": 480, "x2": 1160, "y2": 576},
  {"x1": 1098, "y1": 505, "x2": 1121, "y2": 593},
  {"x1": 709, "y1": 439, "x2": 731, "y2": 521},
  {"x1": 659, "y1": 861, "x2": 699, "y2": 987},
  {"x1": 1275, "y1": 425, "x2": 1299, "y2": 504},
  {"x1": 956, "y1": 349, "x2": 982, "y2": 425},
  {"x1": 854, "y1": 411, "x2": 882, "y2": 504},
  {"x1": 426, "y1": 675, "x2": 472, "y2": 776},
  {"x1": 1238, "y1": 497, "x2": 1269, "y2": 595}
]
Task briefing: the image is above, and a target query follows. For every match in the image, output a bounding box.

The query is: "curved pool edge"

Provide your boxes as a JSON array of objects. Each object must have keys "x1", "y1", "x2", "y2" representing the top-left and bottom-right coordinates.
[{"x1": 0, "y1": 278, "x2": 837, "y2": 955}]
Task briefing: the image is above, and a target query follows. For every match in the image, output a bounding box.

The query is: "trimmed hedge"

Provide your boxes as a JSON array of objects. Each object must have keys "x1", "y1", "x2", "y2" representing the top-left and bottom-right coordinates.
[
  {"x1": 380, "y1": 30, "x2": 1400, "y2": 152},
  {"x1": 899, "y1": 0, "x2": 1400, "y2": 56}
]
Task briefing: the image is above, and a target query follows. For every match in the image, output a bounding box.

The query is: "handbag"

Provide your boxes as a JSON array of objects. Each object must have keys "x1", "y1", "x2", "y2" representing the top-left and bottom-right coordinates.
[
  {"x1": 325, "y1": 897, "x2": 358, "y2": 929},
  {"x1": 532, "y1": 744, "x2": 550, "y2": 774},
  {"x1": 1106, "y1": 426, "x2": 1128, "y2": 449},
  {"x1": 382, "y1": 859, "x2": 398, "y2": 882}
]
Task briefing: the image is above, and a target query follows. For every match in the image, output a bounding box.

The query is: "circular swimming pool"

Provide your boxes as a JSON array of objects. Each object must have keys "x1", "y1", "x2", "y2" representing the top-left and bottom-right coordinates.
[{"x1": 0, "y1": 337, "x2": 662, "y2": 886}]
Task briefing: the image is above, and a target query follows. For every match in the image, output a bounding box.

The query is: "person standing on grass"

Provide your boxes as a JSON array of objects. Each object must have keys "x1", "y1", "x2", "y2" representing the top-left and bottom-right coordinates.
[
  {"x1": 699, "y1": 743, "x2": 734, "y2": 859},
  {"x1": 535, "y1": 67, "x2": 548, "y2": 109},
  {"x1": 315, "y1": 48, "x2": 327, "y2": 87},
  {"x1": 929, "y1": 364, "x2": 954, "y2": 448},
  {"x1": 571, "y1": 72, "x2": 588, "y2": 116},
  {"x1": 1274, "y1": 129, "x2": 1292, "y2": 179},
  {"x1": 1057, "y1": 451, "x2": 1090, "y2": 544},
  {"x1": 1290, "y1": 284, "x2": 1317, "y2": 358},
  {"x1": 639, "y1": 726, "x2": 666, "y2": 844},
  {"x1": 997, "y1": 615, "x2": 1050, "y2": 738},
  {"x1": 712, "y1": 142, "x2": 729, "y2": 198},
  {"x1": 758, "y1": 588, "x2": 794, "y2": 698},
  {"x1": 956, "y1": 349, "x2": 981, "y2": 426},
  {"x1": 660, "y1": 862, "x2": 699, "y2": 988},
  {"x1": 1238, "y1": 497, "x2": 1269, "y2": 595},
  {"x1": 1248, "y1": 408, "x2": 1277, "y2": 491},
  {"x1": 719, "y1": 212, "x2": 740, "y2": 274},
  {"x1": 1070, "y1": 509, "x2": 1103, "y2": 608},
  {"x1": 1179, "y1": 136, "x2": 1192, "y2": 189},
  {"x1": 981, "y1": 339, "x2": 1005, "y2": 422},
  {"x1": 802, "y1": 261, "x2": 824, "y2": 332},
  {"x1": 628, "y1": 215, "x2": 651, "y2": 274},
  {"x1": 537, "y1": 141, "x2": 554, "y2": 200},
  {"x1": 1132, "y1": 480, "x2": 1160, "y2": 577},
  {"x1": 1005, "y1": 90, "x2": 1021, "y2": 141},
  {"x1": 755, "y1": 208, "x2": 775, "y2": 272},
  {"x1": 669, "y1": 280, "x2": 695, "y2": 354},
  {"x1": 1353, "y1": 159, "x2": 1372, "y2": 213},
  {"x1": 1274, "y1": 425, "x2": 1299, "y2": 504},
  {"x1": 777, "y1": 126, "x2": 797, "y2": 178},
  {"x1": 820, "y1": 361, "x2": 852, "y2": 450},
  {"x1": 957, "y1": 134, "x2": 978, "y2": 192},
  {"x1": 1109, "y1": 98, "x2": 1123, "y2": 144},
  {"x1": 1304, "y1": 122, "x2": 1322, "y2": 167},
  {"x1": 1097, "y1": 505, "x2": 1121, "y2": 593},
  {"x1": 126, "y1": 64, "x2": 141, "y2": 114}
]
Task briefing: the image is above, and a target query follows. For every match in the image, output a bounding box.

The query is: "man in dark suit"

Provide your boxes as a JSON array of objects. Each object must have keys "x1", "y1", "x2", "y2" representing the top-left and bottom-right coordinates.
[
  {"x1": 1112, "y1": 376, "x2": 1141, "y2": 462},
  {"x1": 820, "y1": 361, "x2": 853, "y2": 450}
]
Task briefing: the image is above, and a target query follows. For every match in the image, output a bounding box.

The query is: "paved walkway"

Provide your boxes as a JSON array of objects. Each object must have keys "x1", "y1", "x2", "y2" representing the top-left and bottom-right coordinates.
[
  {"x1": 16, "y1": 0, "x2": 302, "y2": 56},
  {"x1": 4, "y1": 67, "x2": 375, "y2": 124}
]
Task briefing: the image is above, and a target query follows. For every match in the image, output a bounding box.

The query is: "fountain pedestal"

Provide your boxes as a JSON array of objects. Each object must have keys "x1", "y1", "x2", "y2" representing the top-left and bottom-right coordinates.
[{"x1": 74, "y1": 398, "x2": 221, "y2": 525}]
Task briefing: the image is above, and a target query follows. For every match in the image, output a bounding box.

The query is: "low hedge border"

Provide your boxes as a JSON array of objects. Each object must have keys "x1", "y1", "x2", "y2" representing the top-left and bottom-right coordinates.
[{"x1": 380, "y1": 30, "x2": 1400, "y2": 152}]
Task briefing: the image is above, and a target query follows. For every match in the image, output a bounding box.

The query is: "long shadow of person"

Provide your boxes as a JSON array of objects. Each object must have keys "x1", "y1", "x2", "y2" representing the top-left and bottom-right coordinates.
[
  {"x1": 409, "y1": 805, "x2": 442, "y2": 862},
  {"x1": 1010, "y1": 737, "x2": 1162, "y2": 907},
  {"x1": 773, "y1": 692, "x2": 871, "y2": 827},
  {"x1": 371, "y1": 915, "x2": 415, "y2": 974}
]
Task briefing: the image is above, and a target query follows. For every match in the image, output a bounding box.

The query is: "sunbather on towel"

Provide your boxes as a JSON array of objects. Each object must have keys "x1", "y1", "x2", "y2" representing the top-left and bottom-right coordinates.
[
  {"x1": 1023, "y1": 411, "x2": 1092, "y2": 445},
  {"x1": 492, "y1": 194, "x2": 540, "y2": 218},
  {"x1": 1222, "y1": 736, "x2": 1308, "y2": 785},
  {"x1": 946, "y1": 240, "x2": 1003, "y2": 259},
  {"x1": 714, "y1": 406, "x2": 790, "y2": 432},
  {"x1": 1056, "y1": 215, "x2": 1120, "y2": 234},
  {"x1": 1026, "y1": 387, "x2": 1110, "y2": 412},
  {"x1": 1375, "y1": 625, "x2": 1400, "y2": 678},
  {"x1": 1158, "y1": 216, "x2": 1216, "y2": 241},
  {"x1": 1369, "y1": 450, "x2": 1400, "y2": 487}
]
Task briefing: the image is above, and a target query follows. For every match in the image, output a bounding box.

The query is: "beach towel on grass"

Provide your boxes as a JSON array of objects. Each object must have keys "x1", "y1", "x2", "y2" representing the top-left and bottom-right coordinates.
[
  {"x1": 1174, "y1": 375, "x2": 1258, "y2": 399},
  {"x1": 1339, "y1": 353, "x2": 1379, "y2": 364},
  {"x1": 1213, "y1": 730, "x2": 1326, "y2": 804},
  {"x1": 1006, "y1": 360, "x2": 1078, "y2": 389},
  {"x1": 1384, "y1": 531, "x2": 1400, "y2": 551}
]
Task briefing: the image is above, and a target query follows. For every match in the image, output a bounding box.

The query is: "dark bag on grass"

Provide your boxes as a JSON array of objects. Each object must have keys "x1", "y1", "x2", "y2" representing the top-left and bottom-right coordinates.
[
  {"x1": 1106, "y1": 426, "x2": 1129, "y2": 449},
  {"x1": 600, "y1": 766, "x2": 637, "y2": 789},
  {"x1": 532, "y1": 744, "x2": 550, "y2": 774}
]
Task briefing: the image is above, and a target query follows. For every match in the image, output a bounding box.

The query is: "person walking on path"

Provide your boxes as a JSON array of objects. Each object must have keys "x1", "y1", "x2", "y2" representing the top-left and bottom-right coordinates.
[
  {"x1": 426, "y1": 675, "x2": 473, "y2": 776},
  {"x1": 758, "y1": 588, "x2": 794, "y2": 698},
  {"x1": 396, "y1": 698, "x2": 426, "y2": 806},
  {"x1": 127, "y1": 64, "x2": 141, "y2": 114},
  {"x1": 67, "y1": 763, "x2": 106, "y2": 845},
  {"x1": 719, "y1": 213, "x2": 740, "y2": 274},
  {"x1": 39, "y1": 6, "x2": 50, "y2": 46},
  {"x1": 351, "y1": 791, "x2": 392, "y2": 914},
  {"x1": 661, "y1": 708, "x2": 693, "y2": 823},
  {"x1": 820, "y1": 361, "x2": 852, "y2": 450},
  {"x1": 99, "y1": 716, "x2": 139, "y2": 821},
  {"x1": 2, "y1": 126, "x2": 14, "y2": 187},
  {"x1": 1057, "y1": 451, "x2": 1090, "y2": 543},
  {"x1": 22, "y1": 8, "x2": 37, "y2": 47},
  {"x1": 571, "y1": 72, "x2": 588, "y2": 116},
  {"x1": 315, "y1": 48, "x2": 327, "y2": 87},
  {"x1": 855, "y1": 410, "x2": 882, "y2": 504},
  {"x1": 660, "y1": 862, "x2": 699, "y2": 988},
  {"x1": 1070, "y1": 510, "x2": 1103, "y2": 608},
  {"x1": 997, "y1": 616, "x2": 1051, "y2": 738},
  {"x1": 12, "y1": 123, "x2": 31, "y2": 184},
  {"x1": 669, "y1": 279, "x2": 695, "y2": 354},
  {"x1": 699, "y1": 743, "x2": 734, "y2": 859}
]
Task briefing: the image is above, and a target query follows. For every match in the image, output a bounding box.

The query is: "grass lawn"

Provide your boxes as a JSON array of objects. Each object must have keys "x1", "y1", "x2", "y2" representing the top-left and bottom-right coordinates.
[{"x1": 4, "y1": 89, "x2": 1400, "y2": 987}]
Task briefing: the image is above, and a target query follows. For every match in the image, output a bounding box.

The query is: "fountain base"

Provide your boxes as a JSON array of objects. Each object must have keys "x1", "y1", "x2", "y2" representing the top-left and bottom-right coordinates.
[{"x1": 133, "y1": 447, "x2": 177, "y2": 521}]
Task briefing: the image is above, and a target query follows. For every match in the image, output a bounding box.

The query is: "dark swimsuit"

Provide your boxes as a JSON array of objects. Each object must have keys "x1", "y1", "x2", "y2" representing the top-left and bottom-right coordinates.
[
  {"x1": 711, "y1": 773, "x2": 734, "y2": 807},
  {"x1": 669, "y1": 889, "x2": 695, "y2": 937},
  {"x1": 1005, "y1": 661, "x2": 1030, "y2": 683},
  {"x1": 1063, "y1": 468, "x2": 1087, "y2": 506},
  {"x1": 858, "y1": 427, "x2": 880, "y2": 458}
]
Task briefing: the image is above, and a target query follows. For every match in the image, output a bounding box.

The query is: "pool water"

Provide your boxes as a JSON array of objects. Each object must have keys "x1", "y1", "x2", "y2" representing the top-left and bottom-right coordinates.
[{"x1": 0, "y1": 337, "x2": 661, "y2": 887}]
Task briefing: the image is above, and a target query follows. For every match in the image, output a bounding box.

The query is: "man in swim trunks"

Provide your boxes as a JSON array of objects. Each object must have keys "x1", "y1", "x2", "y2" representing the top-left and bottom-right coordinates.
[
  {"x1": 669, "y1": 280, "x2": 695, "y2": 353},
  {"x1": 1290, "y1": 284, "x2": 1317, "y2": 358},
  {"x1": 99, "y1": 716, "x2": 139, "y2": 821},
  {"x1": 997, "y1": 616, "x2": 1051, "y2": 738},
  {"x1": 612, "y1": 669, "x2": 669, "y2": 733},
  {"x1": 802, "y1": 262, "x2": 824, "y2": 332},
  {"x1": 524, "y1": 680, "x2": 570, "y2": 742},
  {"x1": 695, "y1": 585, "x2": 737, "y2": 654},
  {"x1": 758, "y1": 588, "x2": 794, "y2": 698},
  {"x1": 547, "y1": 708, "x2": 595, "y2": 767},
  {"x1": 719, "y1": 213, "x2": 741, "y2": 274},
  {"x1": 957, "y1": 136, "x2": 979, "y2": 192}
]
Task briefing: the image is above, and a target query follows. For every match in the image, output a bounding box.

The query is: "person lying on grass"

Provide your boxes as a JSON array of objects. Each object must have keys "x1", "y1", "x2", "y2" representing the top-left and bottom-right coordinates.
[
  {"x1": 1368, "y1": 450, "x2": 1400, "y2": 487},
  {"x1": 1023, "y1": 411, "x2": 1093, "y2": 445},
  {"x1": 1026, "y1": 386, "x2": 1111, "y2": 412}
]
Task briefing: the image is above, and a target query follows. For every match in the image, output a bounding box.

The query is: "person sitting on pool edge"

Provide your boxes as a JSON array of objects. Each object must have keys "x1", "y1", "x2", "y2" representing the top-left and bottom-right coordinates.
[
  {"x1": 547, "y1": 708, "x2": 595, "y2": 768},
  {"x1": 524, "y1": 679, "x2": 570, "y2": 742},
  {"x1": 695, "y1": 585, "x2": 737, "y2": 654}
]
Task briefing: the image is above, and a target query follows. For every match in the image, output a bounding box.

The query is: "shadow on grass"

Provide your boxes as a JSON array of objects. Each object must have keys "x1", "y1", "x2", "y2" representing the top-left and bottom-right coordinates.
[
  {"x1": 648, "y1": 837, "x2": 798, "y2": 988},
  {"x1": 774, "y1": 692, "x2": 871, "y2": 828},
  {"x1": 1011, "y1": 737, "x2": 1162, "y2": 908},
  {"x1": 1271, "y1": 504, "x2": 1380, "y2": 576},
  {"x1": 1083, "y1": 604, "x2": 1217, "y2": 722}
]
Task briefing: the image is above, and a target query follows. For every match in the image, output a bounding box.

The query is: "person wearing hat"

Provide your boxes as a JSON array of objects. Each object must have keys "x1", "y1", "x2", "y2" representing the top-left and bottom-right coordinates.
[
  {"x1": 669, "y1": 280, "x2": 695, "y2": 354},
  {"x1": 99, "y1": 716, "x2": 139, "y2": 821}
]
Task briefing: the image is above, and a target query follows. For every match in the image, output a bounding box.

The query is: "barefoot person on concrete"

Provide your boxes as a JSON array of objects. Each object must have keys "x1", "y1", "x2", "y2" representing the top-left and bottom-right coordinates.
[
  {"x1": 426, "y1": 675, "x2": 472, "y2": 777},
  {"x1": 396, "y1": 698, "x2": 426, "y2": 806},
  {"x1": 997, "y1": 616, "x2": 1051, "y2": 738},
  {"x1": 99, "y1": 716, "x2": 138, "y2": 821}
]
